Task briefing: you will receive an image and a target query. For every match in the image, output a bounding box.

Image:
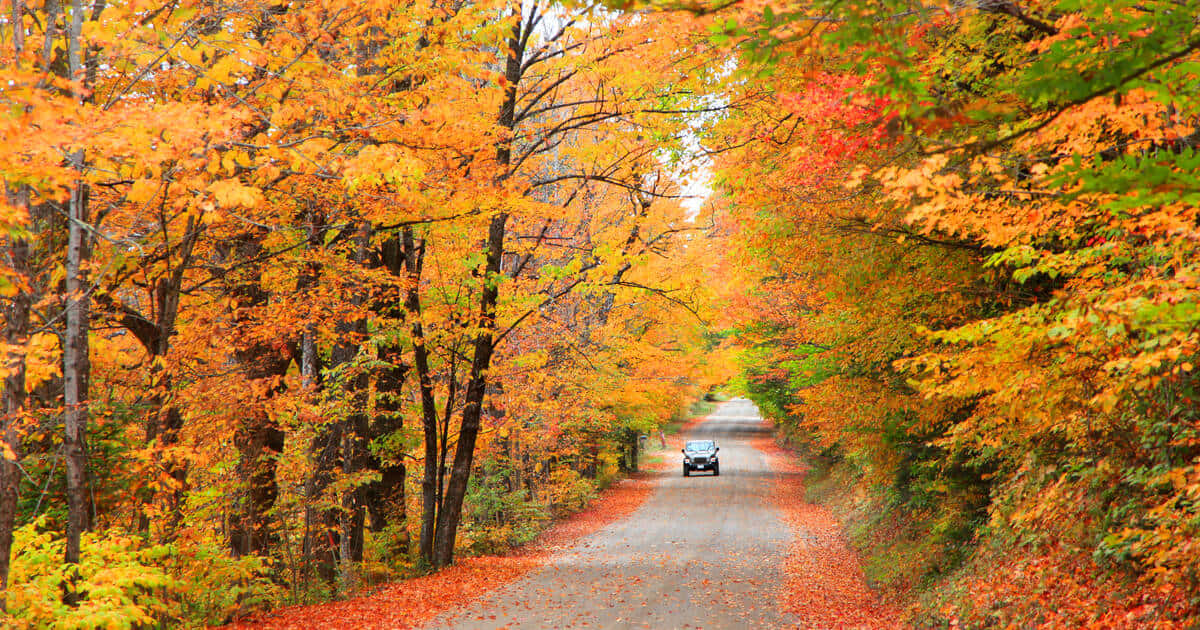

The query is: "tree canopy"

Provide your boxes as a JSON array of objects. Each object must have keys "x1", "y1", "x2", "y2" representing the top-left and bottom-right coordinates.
[{"x1": 4, "y1": 0, "x2": 1200, "y2": 627}]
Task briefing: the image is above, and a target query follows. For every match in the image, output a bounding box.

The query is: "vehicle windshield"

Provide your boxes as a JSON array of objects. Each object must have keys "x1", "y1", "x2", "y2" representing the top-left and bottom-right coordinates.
[{"x1": 684, "y1": 440, "x2": 715, "y2": 452}]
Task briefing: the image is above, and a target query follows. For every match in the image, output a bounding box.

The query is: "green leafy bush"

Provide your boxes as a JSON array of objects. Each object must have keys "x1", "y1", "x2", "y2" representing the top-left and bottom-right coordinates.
[
  {"x1": 5, "y1": 518, "x2": 282, "y2": 629},
  {"x1": 7, "y1": 517, "x2": 175, "y2": 630}
]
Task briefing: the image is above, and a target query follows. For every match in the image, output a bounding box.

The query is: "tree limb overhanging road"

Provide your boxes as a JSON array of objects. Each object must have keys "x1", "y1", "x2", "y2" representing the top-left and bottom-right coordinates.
[{"x1": 422, "y1": 399, "x2": 889, "y2": 629}]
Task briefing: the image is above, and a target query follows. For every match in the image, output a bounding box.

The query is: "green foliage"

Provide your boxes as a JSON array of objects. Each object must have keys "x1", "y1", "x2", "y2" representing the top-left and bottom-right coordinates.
[
  {"x1": 7, "y1": 518, "x2": 175, "y2": 630},
  {"x1": 5, "y1": 519, "x2": 281, "y2": 629},
  {"x1": 462, "y1": 458, "x2": 551, "y2": 554},
  {"x1": 159, "y1": 535, "x2": 283, "y2": 627}
]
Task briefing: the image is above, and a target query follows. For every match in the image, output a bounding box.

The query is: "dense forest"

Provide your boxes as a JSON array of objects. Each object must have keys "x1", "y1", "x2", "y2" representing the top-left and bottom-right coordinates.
[
  {"x1": 719, "y1": 1, "x2": 1200, "y2": 627},
  {"x1": 0, "y1": 1, "x2": 731, "y2": 626},
  {"x1": 4, "y1": 0, "x2": 1200, "y2": 628}
]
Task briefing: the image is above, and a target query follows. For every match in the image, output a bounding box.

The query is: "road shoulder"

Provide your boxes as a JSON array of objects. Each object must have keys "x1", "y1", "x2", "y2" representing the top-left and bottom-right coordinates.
[
  {"x1": 754, "y1": 435, "x2": 905, "y2": 629},
  {"x1": 225, "y1": 472, "x2": 660, "y2": 630}
]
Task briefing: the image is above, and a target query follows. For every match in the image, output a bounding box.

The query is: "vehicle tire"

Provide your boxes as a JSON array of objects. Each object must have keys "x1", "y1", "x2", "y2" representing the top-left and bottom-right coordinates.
[
  {"x1": 713, "y1": 463, "x2": 720, "y2": 476},
  {"x1": 683, "y1": 464, "x2": 690, "y2": 477}
]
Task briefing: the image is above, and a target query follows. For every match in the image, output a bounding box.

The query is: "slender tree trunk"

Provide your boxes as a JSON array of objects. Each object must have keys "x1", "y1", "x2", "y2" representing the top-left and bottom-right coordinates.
[
  {"x1": 431, "y1": 212, "x2": 507, "y2": 567},
  {"x1": 435, "y1": 355, "x2": 457, "y2": 532},
  {"x1": 63, "y1": 176, "x2": 93, "y2": 599},
  {"x1": 0, "y1": 187, "x2": 31, "y2": 611},
  {"x1": 61, "y1": 0, "x2": 93, "y2": 602},
  {"x1": 9, "y1": 0, "x2": 25, "y2": 56},
  {"x1": 402, "y1": 230, "x2": 441, "y2": 565},
  {"x1": 400, "y1": 228, "x2": 444, "y2": 561},
  {"x1": 427, "y1": 14, "x2": 524, "y2": 568}
]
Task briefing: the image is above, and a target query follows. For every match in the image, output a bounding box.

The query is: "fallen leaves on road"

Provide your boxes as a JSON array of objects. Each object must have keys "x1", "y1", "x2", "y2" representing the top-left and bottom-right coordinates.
[
  {"x1": 224, "y1": 473, "x2": 656, "y2": 630},
  {"x1": 754, "y1": 435, "x2": 905, "y2": 630}
]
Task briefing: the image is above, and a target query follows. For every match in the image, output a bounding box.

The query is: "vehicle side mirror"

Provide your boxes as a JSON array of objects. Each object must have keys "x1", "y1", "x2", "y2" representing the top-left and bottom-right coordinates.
[
  {"x1": 681, "y1": 448, "x2": 686, "y2": 454},
  {"x1": 715, "y1": 447, "x2": 719, "y2": 452}
]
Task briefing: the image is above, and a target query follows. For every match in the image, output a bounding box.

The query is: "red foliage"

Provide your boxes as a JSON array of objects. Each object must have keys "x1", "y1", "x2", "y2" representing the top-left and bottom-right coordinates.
[
  {"x1": 775, "y1": 72, "x2": 895, "y2": 188},
  {"x1": 948, "y1": 547, "x2": 1197, "y2": 630}
]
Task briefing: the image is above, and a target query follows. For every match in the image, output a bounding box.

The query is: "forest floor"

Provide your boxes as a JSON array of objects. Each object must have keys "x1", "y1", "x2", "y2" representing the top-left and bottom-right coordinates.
[{"x1": 227, "y1": 400, "x2": 897, "y2": 629}]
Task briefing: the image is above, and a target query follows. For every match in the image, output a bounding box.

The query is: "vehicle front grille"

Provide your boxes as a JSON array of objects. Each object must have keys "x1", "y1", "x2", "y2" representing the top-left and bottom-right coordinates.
[{"x1": 692, "y1": 457, "x2": 707, "y2": 465}]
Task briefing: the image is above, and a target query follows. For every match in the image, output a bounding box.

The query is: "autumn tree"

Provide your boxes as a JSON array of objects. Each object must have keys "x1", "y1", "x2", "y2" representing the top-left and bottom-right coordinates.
[
  {"x1": 1, "y1": 0, "x2": 728, "y2": 622},
  {"x1": 677, "y1": 0, "x2": 1200, "y2": 625}
]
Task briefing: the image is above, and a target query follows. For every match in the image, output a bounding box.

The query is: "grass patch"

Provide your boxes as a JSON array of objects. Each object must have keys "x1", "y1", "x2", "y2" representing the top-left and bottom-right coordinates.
[{"x1": 685, "y1": 399, "x2": 716, "y2": 419}]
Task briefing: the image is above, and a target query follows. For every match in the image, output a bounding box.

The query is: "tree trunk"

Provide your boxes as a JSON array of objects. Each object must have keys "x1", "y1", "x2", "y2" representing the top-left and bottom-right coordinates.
[
  {"x1": 228, "y1": 231, "x2": 291, "y2": 557},
  {"x1": 297, "y1": 211, "x2": 339, "y2": 582},
  {"x1": 95, "y1": 215, "x2": 200, "y2": 537},
  {"x1": 308, "y1": 221, "x2": 372, "y2": 585},
  {"x1": 427, "y1": 14, "x2": 524, "y2": 568},
  {"x1": 63, "y1": 177, "x2": 93, "y2": 601},
  {"x1": 430, "y1": 211, "x2": 507, "y2": 567},
  {"x1": 403, "y1": 230, "x2": 441, "y2": 565},
  {"x1": 304, "y1": 413, "x2": 341, "y2": 582},
  {"x1": 147, "y1": 218, "x2": 199, "y2": 535},
  {"x1": 61, "y1": 0, "x2": 94, "y2": 602},
  {"x1": 366, "y1": 234, "x2": 411, "y2": 540},
  {"x1": 0, "y1": 187, "x2": 31, "y2": 610},
  {"x1": 231, "y1": 410, "x2": 286, "y2": 557}
]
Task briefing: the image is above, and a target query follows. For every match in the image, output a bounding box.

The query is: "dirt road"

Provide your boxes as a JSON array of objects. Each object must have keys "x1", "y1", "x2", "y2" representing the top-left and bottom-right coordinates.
[{"x1": 422, "y1": 398, "x2": 803, "y2": 629}]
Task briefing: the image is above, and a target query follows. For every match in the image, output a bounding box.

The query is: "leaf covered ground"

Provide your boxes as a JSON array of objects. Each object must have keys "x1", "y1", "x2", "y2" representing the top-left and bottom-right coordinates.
[
  {"x1": 224, "y1": 474, "x2": 657, "y2": 630},
  {"x1": 754, "y1": 435, "x2": 903, "y2": 629}
]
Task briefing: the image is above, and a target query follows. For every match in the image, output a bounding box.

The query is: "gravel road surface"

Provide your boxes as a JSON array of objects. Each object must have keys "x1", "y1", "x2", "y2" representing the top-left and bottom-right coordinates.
[{"x1": 422, "y1": 398, "x2": 800, "y2": 629}]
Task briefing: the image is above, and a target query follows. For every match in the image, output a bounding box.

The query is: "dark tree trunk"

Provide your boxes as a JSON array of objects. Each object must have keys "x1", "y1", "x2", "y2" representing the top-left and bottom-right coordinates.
[
  {"x1": 0, "y1": 187, "x2": 31, "y2": 610},
  {"x1": 304, "y1": 414, "x2": 340, "y2": 582},
  {"x1": 296, "y1": 210, "x2": 339, "y2": 582},
  {"x1": 363, "y1": 348, "x2": 406, "y2": 537},
  {"x1": 309, "y1": 221, "x2": 373, "y2": 584},
  {"x1": 228, "y1": 231, "x2": 292, "y2": 558},
  {"x1": 230, "y1": 410, "x2": 286, "y2": 557},
  {"x1": 327, "y1": 335, "x2": 368, "y2": 575},
  {"x1": 366, "y1": 234, "x2": 410, "y2": 538},
  {"x1": 402, "y1": 230, "x2": 441, "y2": 565},
  {"x1": 431, "y1": 211, "x2": 507, "y2": 567},
  {"x1": 427, "y1": 14, "x2": 524, "y2": 568},
  {"x1": 145, "y1": 218, "x2": 200, "y2": 534}
]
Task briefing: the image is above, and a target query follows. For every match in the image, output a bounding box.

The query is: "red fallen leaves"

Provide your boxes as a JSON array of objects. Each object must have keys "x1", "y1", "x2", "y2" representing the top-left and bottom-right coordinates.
[
  {"x1": 753, "y1": 435, "x2": 905, "y2": 630},
  {"x1": 947, "y1": 546, "x2": 1198, "y2": 629},
  {"x1": 535, "y1": 473, "x2": 657, "y2": 548},
  {"x1": 224, "y1": 473, "x2": 657, "y2": 630}
]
